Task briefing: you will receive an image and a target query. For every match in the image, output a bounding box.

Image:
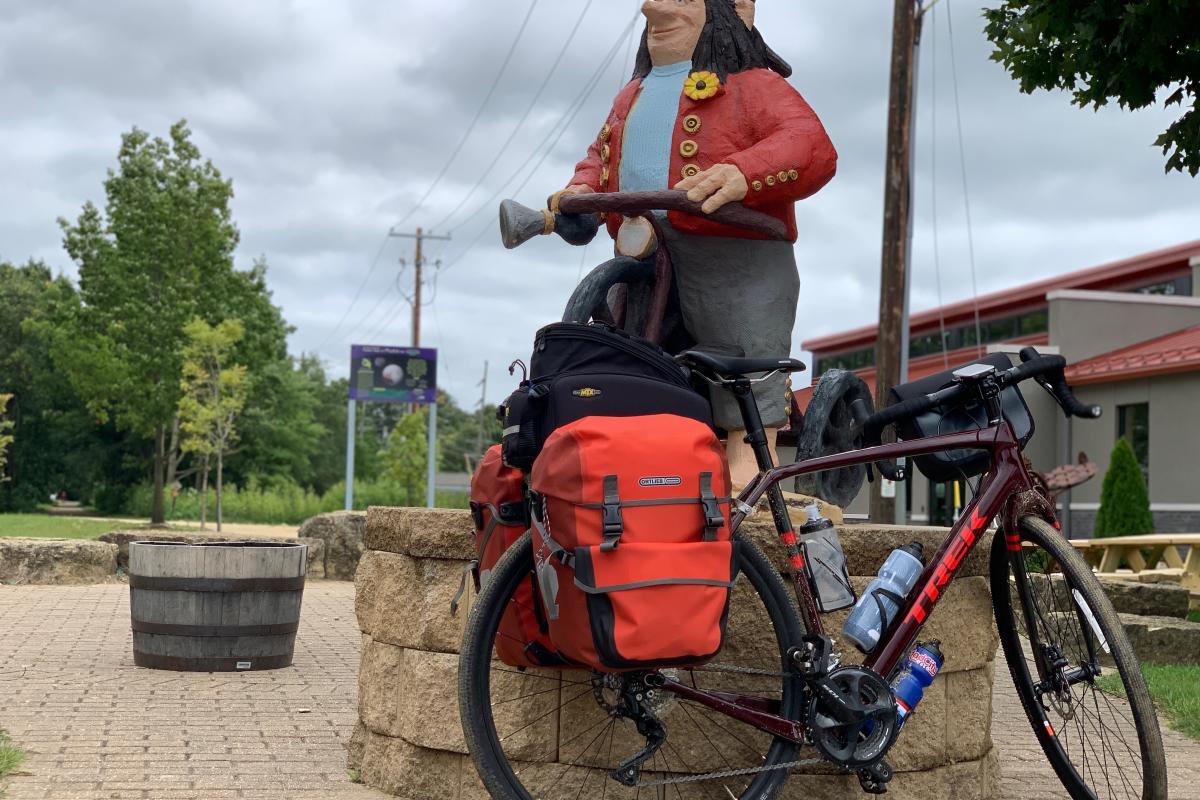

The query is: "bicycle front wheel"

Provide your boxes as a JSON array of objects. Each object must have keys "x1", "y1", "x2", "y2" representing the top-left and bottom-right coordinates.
[
  {"x1": 459, "y1": 531, "x2": 807, "y2": 800},
  {"x1": 991, "y1": 515, "x2": 1168, "y2": 800}
]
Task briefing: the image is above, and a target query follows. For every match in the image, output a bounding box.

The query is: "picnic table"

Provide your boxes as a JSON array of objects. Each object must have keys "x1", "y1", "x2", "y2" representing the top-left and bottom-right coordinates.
[{"x1": 1071, "y1": 533, "x2": 1200, "y2": 598}]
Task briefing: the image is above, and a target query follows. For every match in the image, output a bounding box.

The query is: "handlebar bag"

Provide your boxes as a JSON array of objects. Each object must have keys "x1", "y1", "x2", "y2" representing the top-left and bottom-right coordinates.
[
  {"x1": 889, "y1": 353, "x2": 1035, "y2": 483},
  {"x1": 469, "y1": 445, "x2": 568, "y2": 669},
  {"x1": 530, "y1": 414, "x2": 738, "y2": 670},
  {"x1": 500, "y1": 323, "x2": 713, "y2": 471}
]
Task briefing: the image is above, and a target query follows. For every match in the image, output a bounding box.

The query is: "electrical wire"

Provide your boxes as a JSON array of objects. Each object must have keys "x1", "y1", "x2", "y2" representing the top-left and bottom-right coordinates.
[
  {"x1": 927, "y1": 4, "x2": 950, "y2": 370},
  {"x1": 438, "y1": 11, "x2": 640, "y2": 273},
  {"x1": 946, "y1": 1, "x2": 985, "y2": 357},
  {"x1": 318, "y1": 1, "x2": 538, "y2": 350},
  {"x1": 392, "y1": 0, "x2": 541, "y2": 229},
  {"x1": 431, "y1": 0, "x2": 597, "y2": 233}
]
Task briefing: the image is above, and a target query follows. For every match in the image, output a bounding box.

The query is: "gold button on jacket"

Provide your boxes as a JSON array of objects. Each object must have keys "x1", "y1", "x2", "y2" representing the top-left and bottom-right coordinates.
[
  {"x1": 679, "y1": 139, "x2": 699, "y2": 159},
  {"x1": 681, "y1": 164, "x2": 701, "y2": 180},
  {"x1": 682, "y1": 114, "x2": 702, "y2": 134}
]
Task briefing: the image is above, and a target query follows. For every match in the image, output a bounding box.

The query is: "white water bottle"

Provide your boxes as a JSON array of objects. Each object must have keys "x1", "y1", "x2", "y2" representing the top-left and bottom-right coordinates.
[
  {"x1": 841, "y1": 542, "x2": 925, "y2": 653},
  {"x1": 798, "y1": 505, "x2": 856, "y2": 612}
]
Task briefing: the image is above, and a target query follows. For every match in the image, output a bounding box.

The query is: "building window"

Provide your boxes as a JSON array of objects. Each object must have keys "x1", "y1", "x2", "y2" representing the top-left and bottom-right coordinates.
[
  {"x1": 1135, "y1": 276, "x2": 1192, "y2": 296},
  {"x1": 1117, "y1": 403, "x2": 1150, "y2": 484}
]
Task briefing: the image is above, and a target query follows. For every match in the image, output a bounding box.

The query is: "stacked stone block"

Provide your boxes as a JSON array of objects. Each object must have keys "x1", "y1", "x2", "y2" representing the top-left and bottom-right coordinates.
[{"x1": 351, "y1": 509, "x2": 1002, "y2": 799}]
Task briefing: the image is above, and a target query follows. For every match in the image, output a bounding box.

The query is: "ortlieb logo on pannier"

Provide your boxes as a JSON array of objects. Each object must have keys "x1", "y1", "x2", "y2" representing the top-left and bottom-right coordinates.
[
  {"x1": 531, "y1": 414, "x2": 739, "y2": 670},
  {"x1": 465, "y1": 445, "x2": 567, "y2": 669}
]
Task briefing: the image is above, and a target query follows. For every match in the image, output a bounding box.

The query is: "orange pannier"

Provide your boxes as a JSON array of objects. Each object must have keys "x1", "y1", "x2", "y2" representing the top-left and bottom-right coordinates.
[
  {"x1": 530, "y1": 414, "x2": 739, "y2": 670},
  {"x1": 468, "y1": 446, "x2": 566, "y2": 668}
]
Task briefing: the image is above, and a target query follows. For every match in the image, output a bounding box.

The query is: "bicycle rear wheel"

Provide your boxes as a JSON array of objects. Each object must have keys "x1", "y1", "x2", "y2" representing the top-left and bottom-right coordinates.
[
  {"x1": 991, "y1": 516, "x2": 1167, "y2": 800},
  {"x1": 459, "y1": 531, "x2": 807, "y2": 800}
]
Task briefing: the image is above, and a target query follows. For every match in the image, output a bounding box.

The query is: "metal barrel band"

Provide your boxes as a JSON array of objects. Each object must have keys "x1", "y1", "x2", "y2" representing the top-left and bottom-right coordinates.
[
  {"x1": 129, "y1": 575, "x2": 306, "y2": 593},
  {"x1": 131, "y1": 652, "x2": 294, "y2": 672},
  {"x1": 131, "y1": 620, "x2": 300, "y2": 638}
]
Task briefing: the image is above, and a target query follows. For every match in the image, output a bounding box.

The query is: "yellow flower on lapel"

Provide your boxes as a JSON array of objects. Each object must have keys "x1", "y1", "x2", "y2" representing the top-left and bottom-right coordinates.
[{"x1": 683, "y1": 71, "x2": 720, "y2": 101}]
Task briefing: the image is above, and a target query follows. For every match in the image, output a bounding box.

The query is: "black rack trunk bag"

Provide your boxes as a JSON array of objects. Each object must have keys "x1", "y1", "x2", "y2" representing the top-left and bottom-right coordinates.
[
  {"x1": 499, "y1": 323, "x2": 713, "y2": 471},
  {"x1": 889, "y1": 353, "x2": 1034, "y2": 483}
]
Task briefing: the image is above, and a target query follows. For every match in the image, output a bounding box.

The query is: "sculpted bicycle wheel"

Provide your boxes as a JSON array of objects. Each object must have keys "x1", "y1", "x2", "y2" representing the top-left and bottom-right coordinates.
[
  {"x1": 459, "y1": 531, "x2": 806, "y2": 800},
  {"x1": 991, "y1": 516, "x2": 1168, "y2": 800}
]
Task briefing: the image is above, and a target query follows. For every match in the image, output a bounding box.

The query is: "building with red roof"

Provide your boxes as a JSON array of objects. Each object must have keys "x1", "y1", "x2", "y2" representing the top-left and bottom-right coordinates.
[{"x1": 793, "y1": 241, "x2": 1200, "y2": 537}]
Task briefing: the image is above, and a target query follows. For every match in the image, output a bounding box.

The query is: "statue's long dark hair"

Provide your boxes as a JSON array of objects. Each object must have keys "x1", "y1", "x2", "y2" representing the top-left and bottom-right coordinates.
[{"x1": 631, "y1": 0, "x2": 792, "y2": 82}]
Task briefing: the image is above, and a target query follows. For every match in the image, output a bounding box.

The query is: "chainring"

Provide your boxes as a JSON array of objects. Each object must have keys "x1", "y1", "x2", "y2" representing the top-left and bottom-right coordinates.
[{"x1": 806, "y1": 666, "x2": 898, "y2": 769}]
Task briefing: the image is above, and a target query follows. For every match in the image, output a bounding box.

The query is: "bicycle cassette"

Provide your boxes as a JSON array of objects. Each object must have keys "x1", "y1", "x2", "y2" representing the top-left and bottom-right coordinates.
[{"x1": 807, "y1": 666, "x2": 898, "y2": 769}]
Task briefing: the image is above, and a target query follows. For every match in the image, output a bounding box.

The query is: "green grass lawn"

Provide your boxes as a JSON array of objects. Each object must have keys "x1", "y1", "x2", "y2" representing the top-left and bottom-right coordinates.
[
  {"x1": 0, "y1": 729, "x2": 24, "y2": 780},
  {"x1": 0, "y1": 514, "x2": 122, "y2": 539},
  {"x1": 1099, "y1": 664, "x2": 1200, "y2": 740},
  {"x1": 1189, "y1": 609, "x2": 1200, "y2": 624}
]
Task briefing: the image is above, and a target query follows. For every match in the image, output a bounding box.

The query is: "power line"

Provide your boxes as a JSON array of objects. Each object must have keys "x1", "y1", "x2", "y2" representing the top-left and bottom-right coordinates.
[
  {"x1": 391, "y1": 0, "x2": 541, "y2": 230},
  {"x1": 439, "y1": 12, "x2": 640, "y2": 272},
  {"x1": 946, "y1": 0, "x2": 984, "y2": 357},
  {"x1": 928, "y1": 4, "x2": 950, "y2": 369},
  {"x1": 318, "y1": 1, "x2": 538, "y2": 351},
  {"x1": 431, "y1": 0, "x2": 597, "y2": 233}
]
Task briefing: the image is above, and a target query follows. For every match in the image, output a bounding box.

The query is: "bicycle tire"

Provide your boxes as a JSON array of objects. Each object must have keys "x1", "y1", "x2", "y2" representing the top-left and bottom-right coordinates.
[
  {"x1": 459, "y1": 530, "x2": 806, "y2": 800},
  {"x1": 991, "y1": 515, "x2": 1168, "y2": 800}
]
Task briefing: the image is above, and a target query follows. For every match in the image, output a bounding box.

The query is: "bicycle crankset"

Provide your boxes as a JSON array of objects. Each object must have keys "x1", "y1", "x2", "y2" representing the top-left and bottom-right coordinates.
[{"x1": 806, "y1": 666, "x2": 898, "y2": 770}]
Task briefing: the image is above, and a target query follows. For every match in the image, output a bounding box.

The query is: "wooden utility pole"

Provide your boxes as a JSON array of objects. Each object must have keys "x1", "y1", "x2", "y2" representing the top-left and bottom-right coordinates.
[
  {"x1": 387, "y1": 227, "x2": 451, "y2": 347},
  {"x1": 871, "y1": 0, "x2": 924, "y2": 525}
]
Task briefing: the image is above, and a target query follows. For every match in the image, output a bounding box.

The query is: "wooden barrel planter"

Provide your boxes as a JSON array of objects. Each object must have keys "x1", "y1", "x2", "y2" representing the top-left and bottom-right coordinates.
[{"x1": 128, "y1": 541, "x2": 308, "y2": 672}]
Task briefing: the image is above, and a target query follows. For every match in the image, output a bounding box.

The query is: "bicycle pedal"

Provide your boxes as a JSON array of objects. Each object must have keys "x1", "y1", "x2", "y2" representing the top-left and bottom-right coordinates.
[{"x1": 857, "y1": 759, "x2": 893, "y2": 795}]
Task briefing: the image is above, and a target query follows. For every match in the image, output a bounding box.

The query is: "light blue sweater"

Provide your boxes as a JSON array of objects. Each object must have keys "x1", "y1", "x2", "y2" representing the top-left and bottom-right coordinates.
[{"x1": 619, "y1": 60, "x2": 692, "y2": 193}]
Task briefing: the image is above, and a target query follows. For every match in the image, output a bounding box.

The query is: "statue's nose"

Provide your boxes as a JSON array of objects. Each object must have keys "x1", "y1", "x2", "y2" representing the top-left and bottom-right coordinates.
[{"x1": 641, "y1": 0, "x2": 675, "y2": 25}]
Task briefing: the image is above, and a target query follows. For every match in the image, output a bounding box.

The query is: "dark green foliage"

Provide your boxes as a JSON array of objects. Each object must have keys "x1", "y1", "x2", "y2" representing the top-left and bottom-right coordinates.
[
  {"x1": 985, "y1": 0, "x2": 1200, "y2": 175},
  {"x1": 1094, "y1": 437, "x2": 1154, "y2": 538}
]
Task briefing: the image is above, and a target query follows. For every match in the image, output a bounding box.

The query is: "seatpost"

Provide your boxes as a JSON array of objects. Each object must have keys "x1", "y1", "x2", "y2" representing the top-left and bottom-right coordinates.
[{"x1": 731, "y1": 381, "x2": 776, "y2": 473}]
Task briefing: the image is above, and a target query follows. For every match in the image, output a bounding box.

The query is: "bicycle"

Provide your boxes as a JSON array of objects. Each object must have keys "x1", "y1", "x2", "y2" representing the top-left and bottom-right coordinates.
[{"x1": 459, "y1": 191, "x2": 1168, "y2": 800}]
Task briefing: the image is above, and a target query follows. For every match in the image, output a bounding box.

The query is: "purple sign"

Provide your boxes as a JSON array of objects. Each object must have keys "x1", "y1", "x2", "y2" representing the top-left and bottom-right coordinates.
[{"x1": 349, "y1": 346, "x2": 437, "y2": 404}]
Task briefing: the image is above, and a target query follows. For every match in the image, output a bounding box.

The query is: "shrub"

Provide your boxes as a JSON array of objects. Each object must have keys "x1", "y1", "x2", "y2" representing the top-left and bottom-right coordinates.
[{"x1": 1093, "y1": 437, "x2": 1154, "y2": 538}]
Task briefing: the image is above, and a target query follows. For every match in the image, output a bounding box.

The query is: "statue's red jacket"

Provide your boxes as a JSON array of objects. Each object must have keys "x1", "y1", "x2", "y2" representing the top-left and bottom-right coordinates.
[{"x1": 568, "y1": 68, "x2": 837, "y2": 243}]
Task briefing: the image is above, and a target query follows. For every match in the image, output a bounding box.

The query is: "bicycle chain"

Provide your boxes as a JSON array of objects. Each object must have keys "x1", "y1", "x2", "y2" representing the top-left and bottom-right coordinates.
[{"x1": 631, "y1": 661, "x2": 825, "y2": 788}]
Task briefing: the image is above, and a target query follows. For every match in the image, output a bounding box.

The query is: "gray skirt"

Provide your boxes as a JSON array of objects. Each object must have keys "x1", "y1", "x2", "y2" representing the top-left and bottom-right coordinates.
[{"x1": 619, "y1": 221, "x2": 800, "y2": 430}]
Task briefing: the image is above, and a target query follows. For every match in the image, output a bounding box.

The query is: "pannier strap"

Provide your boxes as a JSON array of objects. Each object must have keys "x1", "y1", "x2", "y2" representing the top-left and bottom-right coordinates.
[
  {"x1": 533, "y1": 516, "x2": 575, "y2": 568},
  {"x1": 601, "y1": 475, "x2": 624, "y2": 552},
  {"x1": 573, "y1": 576, "x2": 735, "y2": 594},
  {"x1": 699, "y1": 472, "x2": 724, "y2": 542}
]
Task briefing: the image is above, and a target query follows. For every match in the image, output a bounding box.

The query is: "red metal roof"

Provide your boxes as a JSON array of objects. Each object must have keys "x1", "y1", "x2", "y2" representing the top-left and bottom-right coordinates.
[
  {"x1": 792, "y1": 334, "x2": 1049, "y2": 413},
  {"x1": 1066, "y1": 325, "x2": 1200, "y2": 386},
  {"x1": 803, "y1": 240, "x2": 1200, "y2": 355}
]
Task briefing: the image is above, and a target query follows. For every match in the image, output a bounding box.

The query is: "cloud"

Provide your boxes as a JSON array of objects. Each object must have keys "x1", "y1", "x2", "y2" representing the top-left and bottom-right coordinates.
[{"x1": 1, "y1": 0, "x2": 1196, "y2": 410}]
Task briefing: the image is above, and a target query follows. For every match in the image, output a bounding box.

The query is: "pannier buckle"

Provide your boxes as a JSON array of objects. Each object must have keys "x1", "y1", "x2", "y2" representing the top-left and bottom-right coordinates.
[
  {"x1": 699, "y1": 472, "x2": 724, "y2": 541},
  {"x1": 601, "y1": 474, "x2": 624, "y2": 551}
]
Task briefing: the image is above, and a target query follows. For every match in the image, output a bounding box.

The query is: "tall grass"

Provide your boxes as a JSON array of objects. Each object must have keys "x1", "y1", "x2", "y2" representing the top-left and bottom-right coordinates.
[
  {"x1": 121, "y1": 480, "x2": 468, "y2": 526},
  {"x1": 0, "y1": 729, "x2": 24, "y2": 780}
]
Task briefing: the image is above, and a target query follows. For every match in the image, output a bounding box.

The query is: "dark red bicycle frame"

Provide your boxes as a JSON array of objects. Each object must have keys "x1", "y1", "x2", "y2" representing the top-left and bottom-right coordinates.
[{"x1": 662, "y1": 416, "x2": 1045, "y2": 743}]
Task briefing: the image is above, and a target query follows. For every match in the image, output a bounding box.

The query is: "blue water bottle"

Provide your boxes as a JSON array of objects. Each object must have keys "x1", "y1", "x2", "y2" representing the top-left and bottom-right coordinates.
[{"x1": 892, "y1": 641, "x2": 944, "y2": 730}]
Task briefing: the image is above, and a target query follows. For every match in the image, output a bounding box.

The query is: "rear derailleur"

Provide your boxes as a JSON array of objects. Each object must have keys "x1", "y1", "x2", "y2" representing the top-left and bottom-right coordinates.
[
  {"x1": 790, "y1": 635, "x2": 899, "y2": 794},
  {"x1": 592, "y1": 672, "x2": 668, "y2": 787}
]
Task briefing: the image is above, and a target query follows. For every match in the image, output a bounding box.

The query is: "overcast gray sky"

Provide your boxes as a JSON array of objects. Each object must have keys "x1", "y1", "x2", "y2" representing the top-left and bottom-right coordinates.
[{"x1": 2, "y1": 1, "x2": 1196, "y2": 408}]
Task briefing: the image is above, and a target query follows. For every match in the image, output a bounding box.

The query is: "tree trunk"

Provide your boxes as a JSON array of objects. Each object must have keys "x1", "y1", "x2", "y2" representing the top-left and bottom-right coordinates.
[
  {"x1": 165, "y1": 415, "x2": 181, "y2": 492},
  {"x1": 216, "y1": 448, "x2": 224, "y2": 533},
  {"x1": 152, "y1": 425, "x2": 166, "y2": 525},
  {"x1": 199, "y1": 454, "x2": 210, "y2": 530}
]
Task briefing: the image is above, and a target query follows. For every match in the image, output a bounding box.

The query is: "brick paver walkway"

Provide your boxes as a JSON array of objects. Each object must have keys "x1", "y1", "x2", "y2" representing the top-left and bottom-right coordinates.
[
  {"x1": 3, "y1": 582, "x2": 1198, "y2": 799},
  {"x1": 992, "y1": 651, "x2": 1200, "y2": 799},
  {"x1": 0, "y1": 583, "x2": 386, "y2": 800}
]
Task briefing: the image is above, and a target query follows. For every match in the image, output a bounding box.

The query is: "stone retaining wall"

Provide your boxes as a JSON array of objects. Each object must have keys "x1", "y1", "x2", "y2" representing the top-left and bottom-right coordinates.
[
  {"x1": 351, "y1": 509, "x2": 1002, "y2": 800},
  {"x1": 0, "y1": 538, "x2": 118, "y2": 584}
]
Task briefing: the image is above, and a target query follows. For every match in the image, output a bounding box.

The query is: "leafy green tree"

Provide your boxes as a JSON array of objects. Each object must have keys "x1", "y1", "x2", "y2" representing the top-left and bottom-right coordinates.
[
  {"x1": 985, "y1": 1, "x2": 1200, "y2": 175},
  {"x1": 51, "y1": 120, "x2": 244, "y2": 523},
  {"x1": 0, "y1": 394, "x2": 13, "y2": 480},
  {"x1": 178, "y1": 319, "x2": 250, "y2": 531},
  {"x1": 1094, "y1": 437, "x2": 1154, "y2": 538},
  {"x1": 384, "y1": 410, "x2": 429, "y2": 506}
]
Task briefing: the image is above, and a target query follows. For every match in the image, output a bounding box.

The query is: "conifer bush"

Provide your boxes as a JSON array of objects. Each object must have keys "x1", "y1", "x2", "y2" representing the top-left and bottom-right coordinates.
[{"x1": 1093, "y1": 437, "x2": 1154, "y2": 538}]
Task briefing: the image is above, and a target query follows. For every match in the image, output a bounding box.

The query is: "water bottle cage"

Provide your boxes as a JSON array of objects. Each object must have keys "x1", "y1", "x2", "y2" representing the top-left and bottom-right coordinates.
[{"x1": 869, "y1": 587, "x2": 907, "y2": 629}]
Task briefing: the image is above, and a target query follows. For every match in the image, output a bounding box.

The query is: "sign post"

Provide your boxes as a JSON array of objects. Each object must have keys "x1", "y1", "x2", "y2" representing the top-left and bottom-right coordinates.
[{"x1": 346, "y1": 345, "x2": 439, "y2": 509}]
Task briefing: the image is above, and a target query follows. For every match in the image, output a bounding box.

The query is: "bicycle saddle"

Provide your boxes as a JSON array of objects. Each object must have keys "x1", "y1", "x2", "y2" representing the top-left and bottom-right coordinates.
[{"x1": 678, "y1": 350, "x2": 807, "y2": 379}]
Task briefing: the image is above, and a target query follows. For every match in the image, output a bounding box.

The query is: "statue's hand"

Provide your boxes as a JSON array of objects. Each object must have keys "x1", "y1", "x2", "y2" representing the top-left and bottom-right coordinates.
[
  {"x1": 549, "y1": 185, "x2": 594, "y2": 214},
  {"x1": 674, "y1": 164, "x2": 748, "y2": 214}
]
